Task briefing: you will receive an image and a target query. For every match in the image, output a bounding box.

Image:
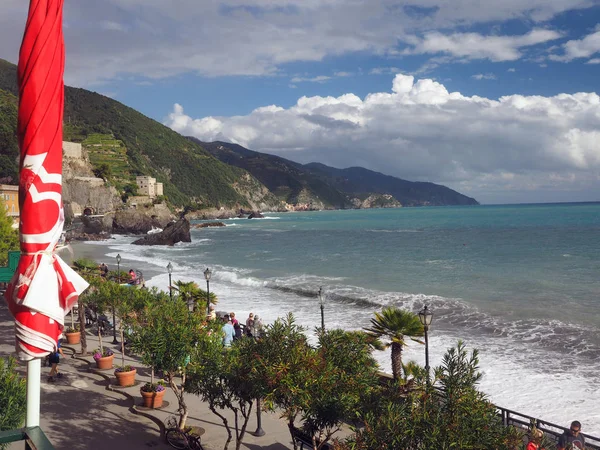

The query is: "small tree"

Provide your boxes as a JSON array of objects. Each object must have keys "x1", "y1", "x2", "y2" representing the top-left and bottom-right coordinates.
[
  {"x1": 72, "y1": 258, "x2": 104, "y2": 355},
  {"x1": 186, "y1": 325, "x2": 258, "y2": 450},
  {"x1": 129, "y1": 291, "x2": 204, "y2": 429},
  {"x1": 0, "y1": 356, "x2": 26, "y2": 443},
  {"x1": 251, "y1": 315, "x2": 380, "y2": 450}
]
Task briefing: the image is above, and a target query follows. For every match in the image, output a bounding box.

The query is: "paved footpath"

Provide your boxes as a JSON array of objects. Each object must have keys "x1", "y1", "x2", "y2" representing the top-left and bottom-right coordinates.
[{"x1": 0, "y1": 305, "x2": 300, "y2": 450}]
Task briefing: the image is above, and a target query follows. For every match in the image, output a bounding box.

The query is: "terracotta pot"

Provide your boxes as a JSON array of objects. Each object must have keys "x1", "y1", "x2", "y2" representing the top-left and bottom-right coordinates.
[
  {"x1": 65, "y1": 331, "x2": 81, "y2": 345},
  {"x1": 141, "y1": 389, "x2": 165, "y2": 408},
  {"x1": 114, "y1": 368, "x2": 136, "y2": 387},
  {"x1": 95, "y1": 354, "x2": 114, "y2": 370}
]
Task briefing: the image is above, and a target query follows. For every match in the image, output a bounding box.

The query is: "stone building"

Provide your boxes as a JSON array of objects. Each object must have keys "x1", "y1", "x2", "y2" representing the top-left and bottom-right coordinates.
[
  {"x1": 136, "y1": 176, "x2": 163, "y2": 199},
  {"x1": 0, "y1": 184, "x2": 19, "y2": 218}
]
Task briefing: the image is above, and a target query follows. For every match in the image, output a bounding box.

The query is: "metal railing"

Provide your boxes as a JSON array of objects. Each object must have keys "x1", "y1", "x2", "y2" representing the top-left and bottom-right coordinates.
[
  {"x1": 0, "y1": 427, "x2": 56, "y2": 450},
  {"x1": 376, "y1": 372, "x2": 600, "y2": 448},
  {"x1": 498, "y1": 406, "x2": 600, "y2": 450}
]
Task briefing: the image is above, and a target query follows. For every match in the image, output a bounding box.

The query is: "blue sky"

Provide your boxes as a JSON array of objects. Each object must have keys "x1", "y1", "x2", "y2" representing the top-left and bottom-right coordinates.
[{"x1": 2, "y1": 1, "x2": 600, "y2": 204}]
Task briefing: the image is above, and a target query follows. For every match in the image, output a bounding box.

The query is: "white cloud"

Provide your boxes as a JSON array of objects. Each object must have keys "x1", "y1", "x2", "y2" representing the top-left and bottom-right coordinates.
[
  {"x1": 406, "y1": 29, "x2": 562, "y2": 62},
  {"x1": 508, "y1": 68, "x2": 516, "y2": 72},
  {"x1": 290, "y1": 75, "x2": 332, "y2": 83},
  {"x1": 550, "y1": 30, "x2": 600, "y2": 62},
  {"x1": 472, "y1": 73, "x2": 497, "y2": 80},
  {"x1": 165, "y1": 74, "x2": 600, "y2": 203},
  {"x1": 0, "y1": 1, "x2": 587, "y2": 86},
  {"x1": 587, "y1": 58, "x2": 600, "y2": 64}
]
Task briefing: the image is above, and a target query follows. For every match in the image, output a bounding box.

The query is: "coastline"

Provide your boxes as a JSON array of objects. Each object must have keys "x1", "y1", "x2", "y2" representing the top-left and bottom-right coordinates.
[{"x1": 65, "y1": 206, "x2": 600, "y2": 435}]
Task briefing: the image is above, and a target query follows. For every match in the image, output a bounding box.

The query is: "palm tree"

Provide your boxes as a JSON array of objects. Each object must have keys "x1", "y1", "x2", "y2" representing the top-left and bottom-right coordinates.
[
  {"x1": 172, "y1": 280, "x2": 216, "y2": 312},
  {"x1": 364, "y1": 307, "x2": 424, "y2": 381}
]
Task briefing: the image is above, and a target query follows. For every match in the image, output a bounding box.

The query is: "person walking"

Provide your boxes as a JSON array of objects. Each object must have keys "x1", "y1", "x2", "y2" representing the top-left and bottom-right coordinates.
[
  {"x1": 221, "y1": 314, "x2": 235, "y2": 348},
  {"x1": 557, "y1": 421, "x2": 585, "y2": 450},
  {"x1": 252, "y1": 314, "x2": 263, "y2": 339},
  {"x1": 47, "y1": 340, "x2": 65, "y2": 382},
  {"x1": 245, "y1": 312, "x2": 254, "y2": 337}
]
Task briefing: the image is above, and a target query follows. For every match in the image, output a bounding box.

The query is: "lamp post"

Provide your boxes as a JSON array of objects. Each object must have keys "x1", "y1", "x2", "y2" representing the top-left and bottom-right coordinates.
[
  {"x1": 167, "y1": 262, "x2": 173, "y2": 300},
  {"x1": 418, "y1": 305, "x2": 434, "y2": 387},
  {"x1": 253, "y1": 398, "x2": 265, "y2": 437},
  {"x1": 113, "y1": 254, "x2": 122, "y2": 344},
  {"x1": 318, "y1": 286, "x2": 325, "y2": 332},
  {"x1": 204, "y1": 267, "x2": 212, "y2": 316}
]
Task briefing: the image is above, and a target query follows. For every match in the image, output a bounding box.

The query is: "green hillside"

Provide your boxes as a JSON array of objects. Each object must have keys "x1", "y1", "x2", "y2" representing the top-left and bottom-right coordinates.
[
  {"x1": 0, "y1": 58, "x2": 257, "y2": 208},
  {"x1": 197, "y1": 140, "x2": 479, "y2": 208},
  {"x1": 0, "y1": 88, "x2": 18, "y2": 183},
  {"x1": 196, "y1": 140, "x2": 353, "y2": 208}
]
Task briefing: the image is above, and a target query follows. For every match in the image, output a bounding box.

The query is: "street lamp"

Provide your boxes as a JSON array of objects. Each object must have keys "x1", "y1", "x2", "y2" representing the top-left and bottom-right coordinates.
[
  {"x1": 418, "y1": 305, "x2": 434, "y2": 386},
  {"x1": 204, "y1": 267, "x2": 212, "y2": 316},
  {"x1": 167, "y1": 262, "x2": 173, "y2": 300},
  {"x1": 253, "y1": 398, "x2": 265, "y2": 437},
  {"x1": 113, "y1": 254, "x2": 122, "y2": 344},
  {"x1": 318, "y1": 286, "x2": 325, "y2": 332}
]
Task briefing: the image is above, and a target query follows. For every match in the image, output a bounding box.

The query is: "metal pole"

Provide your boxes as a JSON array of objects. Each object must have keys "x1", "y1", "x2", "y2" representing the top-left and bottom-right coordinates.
[
  {"x1": 112, "y1": 306, "x2": 118, "y2": 344},
  {"x1": 169, "y1": 273, "x2": 172, "y2": 299},
  {"x1": 320, "y1": 303, "x2": 325, "y2": 332},
  {"x1": 424, "y1": 325, "x2": 430, "y2": 387},
  {"x1": 206, "y1": 280, "x2": 210, "y2": 316},
  {"x1": 253, "y1": 398, "x2": 265, "y2": 436},
  {"x1": 113, "y1": 259, "x2": 120, "y2": 344},
  {"x1": 26, "y1": 359, "x2": 41, "y2": 427}
]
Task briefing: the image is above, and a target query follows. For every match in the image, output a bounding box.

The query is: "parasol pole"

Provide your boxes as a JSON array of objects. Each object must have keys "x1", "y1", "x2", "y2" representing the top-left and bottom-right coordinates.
[{"x1": 26, "y1": 359, "x2": 41, "y2": 427}]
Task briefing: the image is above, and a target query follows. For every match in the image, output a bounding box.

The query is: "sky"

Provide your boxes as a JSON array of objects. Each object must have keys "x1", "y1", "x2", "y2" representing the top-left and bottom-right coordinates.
[{"x1": 2, "y1": 1, "x2": 600, "y2": 204}]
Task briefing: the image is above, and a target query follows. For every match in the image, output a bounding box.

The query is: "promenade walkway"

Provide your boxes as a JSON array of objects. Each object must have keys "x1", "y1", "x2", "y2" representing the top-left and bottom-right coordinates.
[{"x1": 0, "y1": 305, "x2": 303, "y2": 450}]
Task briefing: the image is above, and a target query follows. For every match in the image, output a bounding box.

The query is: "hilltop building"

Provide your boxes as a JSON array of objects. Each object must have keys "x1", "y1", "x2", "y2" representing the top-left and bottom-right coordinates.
[
  {"x1": 0, "y1": 184, "x2": 19, "y2": 219},
  {"x1": 136, "y1": 176, "x2": 163, "y2": 199}
]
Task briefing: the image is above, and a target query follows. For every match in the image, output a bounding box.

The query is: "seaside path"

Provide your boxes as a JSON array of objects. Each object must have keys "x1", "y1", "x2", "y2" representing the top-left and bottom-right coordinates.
[{"x1": 0, "y1": 305, "x2": 310, "y2": 450}]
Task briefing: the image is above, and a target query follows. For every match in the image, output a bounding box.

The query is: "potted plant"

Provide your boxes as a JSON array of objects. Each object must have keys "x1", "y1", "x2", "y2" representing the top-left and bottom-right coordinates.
[
  {"x1": 114, "y1": 364, "x2": 137, "y2": 387},
  {"x1": 64, "y1": 325, "x2": 81, "y2": 345},
  {"x1": 140, "y1": 381, "x2": 166, "y2": 408},
  {"x1": 93, "y1": 348, "x2": 114, "y2": 370}
]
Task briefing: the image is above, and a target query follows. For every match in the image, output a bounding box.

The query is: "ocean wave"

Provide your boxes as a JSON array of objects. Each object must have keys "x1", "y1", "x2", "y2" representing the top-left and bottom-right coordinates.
[{"x1": 366, "y1": 228, "x2": 423, "y2": 233}]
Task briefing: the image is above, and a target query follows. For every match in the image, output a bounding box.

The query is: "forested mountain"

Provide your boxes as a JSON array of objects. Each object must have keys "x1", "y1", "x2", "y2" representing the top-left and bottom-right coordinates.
[
  {"x1": 0, "y1": 59, "x2": 279, "y2": 209},
  {"x1": 0, "y1": 57, "x2": 478, "y2": 211},
  {"x1": 196, "y1": 140, "x2": 479, "y2": 207}
]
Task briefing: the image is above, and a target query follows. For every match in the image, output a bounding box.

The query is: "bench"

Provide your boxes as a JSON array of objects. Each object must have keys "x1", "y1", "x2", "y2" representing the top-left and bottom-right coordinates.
[{"x1": 290, "y1": 427, "x2": 332, "y2": 450}]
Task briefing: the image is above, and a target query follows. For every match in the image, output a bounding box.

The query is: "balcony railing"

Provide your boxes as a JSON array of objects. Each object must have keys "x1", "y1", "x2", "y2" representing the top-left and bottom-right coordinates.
[{"x1": 0, "y1": 427, "x2": 56, "y2": 450}]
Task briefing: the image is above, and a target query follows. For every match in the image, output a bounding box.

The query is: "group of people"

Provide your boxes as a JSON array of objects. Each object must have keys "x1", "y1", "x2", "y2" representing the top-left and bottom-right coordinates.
[
  {"x1": 220, "y1": 311, "x2": 263, "y2": 347},
  {"x1": 526, "y1": 420, "x2": 586, "y2": 450},
  {"x1": 98, "y1": 263, "x2": 143, "y2": 287}
]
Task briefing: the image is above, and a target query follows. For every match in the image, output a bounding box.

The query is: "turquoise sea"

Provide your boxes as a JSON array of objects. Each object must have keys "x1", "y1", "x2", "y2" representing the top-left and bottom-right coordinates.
[{"x1": 83, "y1": 203, "x2": 600, "y2": 432}]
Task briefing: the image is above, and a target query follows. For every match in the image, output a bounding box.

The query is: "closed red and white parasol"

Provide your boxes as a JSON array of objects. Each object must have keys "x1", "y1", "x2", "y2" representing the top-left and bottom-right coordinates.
[{"x1": 4, "y1": 0, "x2": 88, "y2": 362}]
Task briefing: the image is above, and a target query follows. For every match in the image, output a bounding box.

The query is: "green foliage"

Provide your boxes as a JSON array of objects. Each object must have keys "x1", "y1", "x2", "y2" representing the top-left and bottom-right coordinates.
[
  {"x1": 338, "y1": 341, "x2": 522, "y2": 450},
  {"x1": 92, "y1": 162, "x2": 112, "y2": 180},
  {"x1": 0, "y1": 198, "x2": 18, "y2": 266},
  {"x1": 0, "y1": 356, "x2": 26, "y2": 443},
  {"x1": 0, "y1": 89, "x2": 19, "y2": 182},
  {"x1": 364, "y1": 307, "x2": 424, "y2": 380},
  {"x1": 172, "y1": 279, "x2": 217, "y2": 313},
  {"x1": 247, "y1": 315, "x2": 379, "y2": 450},
  {"x1": 186, "y1": 327, "x2": 259, "y2": 450},
  {"x1": 129, "y1": 292, "x2": 205, "y2": 429}
]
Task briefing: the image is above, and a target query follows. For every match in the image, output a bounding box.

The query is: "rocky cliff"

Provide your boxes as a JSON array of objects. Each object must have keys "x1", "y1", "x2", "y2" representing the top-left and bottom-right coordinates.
[{"x1": 62, "y1": 143, "x2": 122, "y2": 223}]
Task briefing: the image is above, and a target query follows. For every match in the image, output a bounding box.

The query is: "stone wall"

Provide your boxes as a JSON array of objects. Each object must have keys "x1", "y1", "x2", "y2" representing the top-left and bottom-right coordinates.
[{"x1": 63, "y1": 141, "x2": 82, "y2": 159}]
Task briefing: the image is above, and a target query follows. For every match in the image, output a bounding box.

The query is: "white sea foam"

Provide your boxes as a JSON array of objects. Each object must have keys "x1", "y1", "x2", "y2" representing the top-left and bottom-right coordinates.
[{"x1": 73, "y1": 236, "x2": 600, "y2": 435}]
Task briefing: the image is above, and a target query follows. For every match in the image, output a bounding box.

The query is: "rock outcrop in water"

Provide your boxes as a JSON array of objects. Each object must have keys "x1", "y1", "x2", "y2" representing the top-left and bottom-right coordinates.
[{"x1": 131, "y1": 217, "x2": 191, "y2": 246}]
